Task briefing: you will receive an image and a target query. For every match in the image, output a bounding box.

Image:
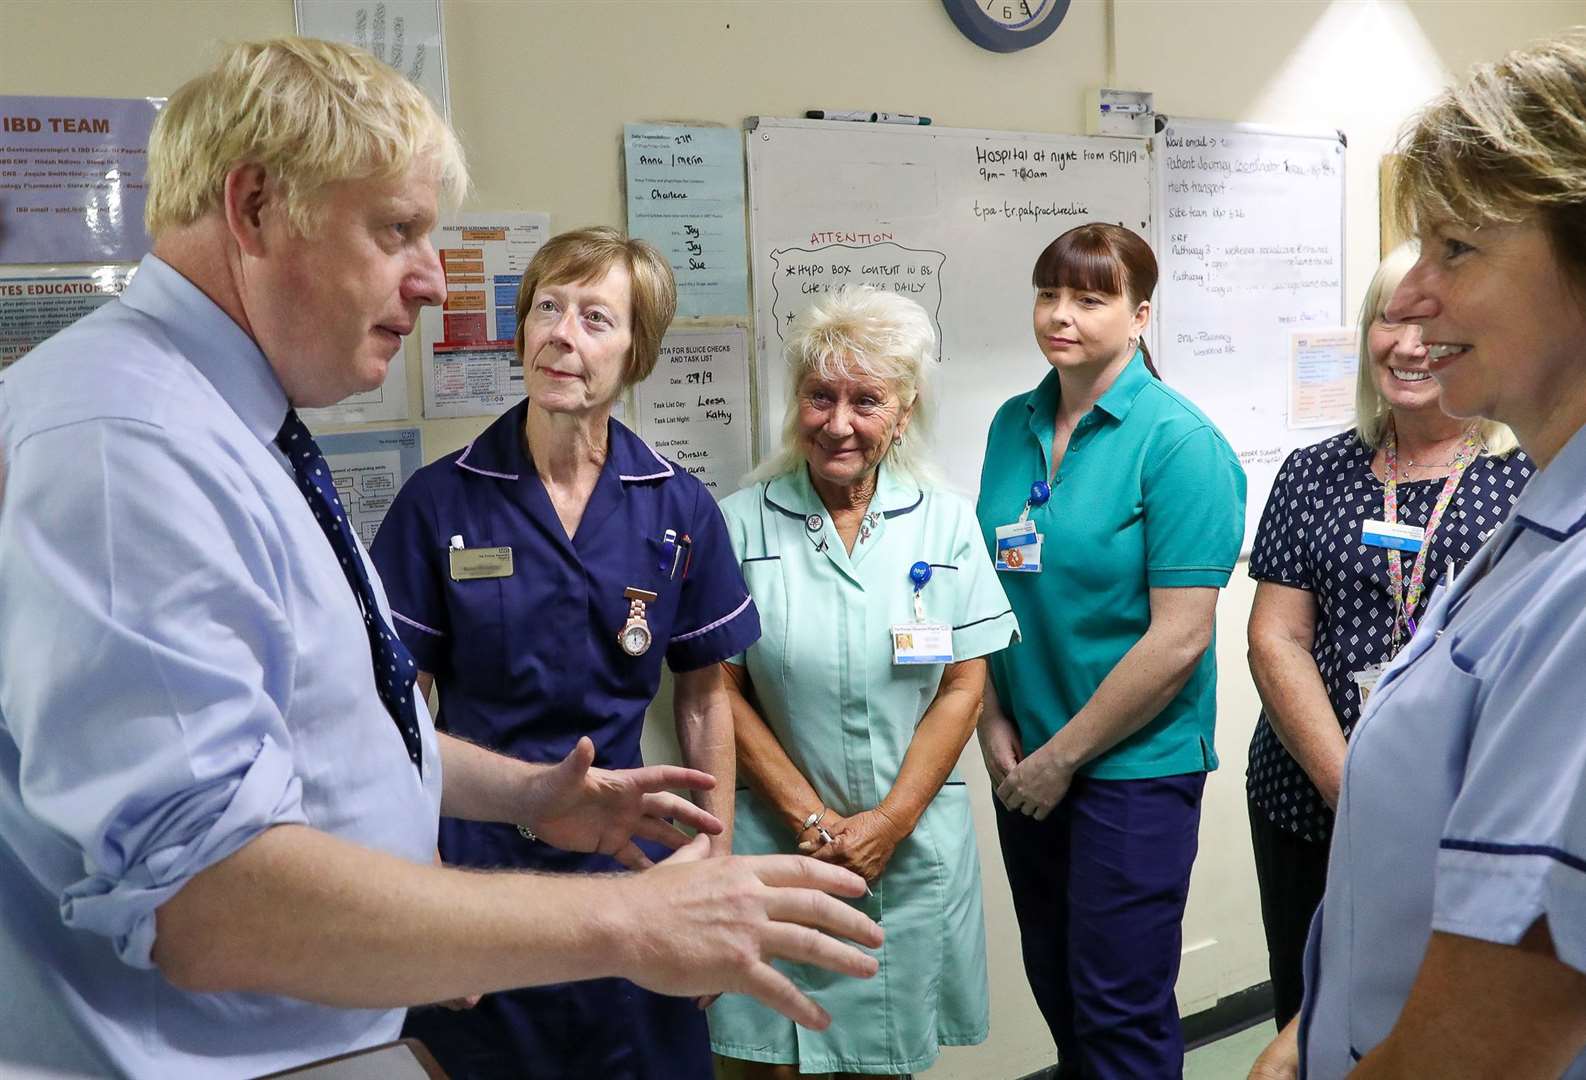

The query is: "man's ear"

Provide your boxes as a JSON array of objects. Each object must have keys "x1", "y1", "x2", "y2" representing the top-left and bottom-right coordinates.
[{"x1": 222, "y1": 163, "x2": 273, "y2": 257}]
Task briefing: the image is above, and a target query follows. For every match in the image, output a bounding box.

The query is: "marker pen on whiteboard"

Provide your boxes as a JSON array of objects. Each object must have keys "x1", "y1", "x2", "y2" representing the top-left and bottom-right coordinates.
[
  {"x1": 806, "y1": 110, "x2": 877, "y2": 122},
  {"x1": 806, "y1": 110, "x2": 933, "y2": 125}
]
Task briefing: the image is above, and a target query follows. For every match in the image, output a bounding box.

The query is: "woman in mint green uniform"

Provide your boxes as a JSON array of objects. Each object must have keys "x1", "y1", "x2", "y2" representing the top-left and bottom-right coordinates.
[{"x1": 709, "y1": 287, "x2": 1019, "y2": 1078}]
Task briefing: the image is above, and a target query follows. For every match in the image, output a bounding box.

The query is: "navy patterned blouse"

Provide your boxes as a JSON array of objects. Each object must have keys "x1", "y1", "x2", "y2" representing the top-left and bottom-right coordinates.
[{"x1": 1245, "y1": 430, "x2": 1533, "y2": 841}]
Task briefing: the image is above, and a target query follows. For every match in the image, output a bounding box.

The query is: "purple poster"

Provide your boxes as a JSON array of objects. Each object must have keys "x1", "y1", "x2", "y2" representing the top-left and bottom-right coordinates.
[{"x1": 0, "y1": 95, "x2": 164, "y2": 264}]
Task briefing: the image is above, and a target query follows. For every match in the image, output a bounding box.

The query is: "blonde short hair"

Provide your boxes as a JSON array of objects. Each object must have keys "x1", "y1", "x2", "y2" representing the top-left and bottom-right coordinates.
[
  {"x1": 512, "y1": 227, "x2": 677, "y2": 387},
  {"x1": 1354, "y1": 242, "x2": 1518, "y2": 455},
  {"x1": 145, "y1": 37, "x2": 468, "y2": 238},
  {"x1": 753, "y1": 286, "x2": 937, "y2": 485},
  {"x1": 1391, "y1": 29, "x2": 1586, "y2": 291}
]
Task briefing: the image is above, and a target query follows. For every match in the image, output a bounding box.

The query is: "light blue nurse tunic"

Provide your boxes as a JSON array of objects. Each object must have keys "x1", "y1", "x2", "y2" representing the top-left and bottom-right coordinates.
[
  {"x1": 708, "y1": 462, "x2": 1020, "y2": 1075},
  {"x1": 1300, "y1": 422, "x2": 1586, "y2": 1078}
]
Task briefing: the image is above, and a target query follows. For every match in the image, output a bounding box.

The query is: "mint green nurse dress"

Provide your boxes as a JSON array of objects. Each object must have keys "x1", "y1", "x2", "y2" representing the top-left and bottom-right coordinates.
[{"x1": 708, "y1": 462, "x2": 1020, "y2": 1075}]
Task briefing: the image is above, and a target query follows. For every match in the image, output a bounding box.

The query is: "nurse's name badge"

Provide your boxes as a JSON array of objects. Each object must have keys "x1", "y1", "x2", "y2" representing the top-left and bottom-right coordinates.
[
  {"x1": 448, "y1": 545, "x2": 514, "y2": 581},
  {"x1": 618, "y1": 586, "x2": 659, "y2": 657},
  {"x1": 1362, "y1": 519, "x2": 1426, "y2": 552},
  {"x1": 994, "y1": 520, "x2": 1042, "y2": 573}
]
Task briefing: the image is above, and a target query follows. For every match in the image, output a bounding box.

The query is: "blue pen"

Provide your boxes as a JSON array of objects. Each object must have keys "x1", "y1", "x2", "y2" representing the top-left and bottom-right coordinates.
[{"x1": 660, "y1": 528, "x2": 678, "y2": 574}]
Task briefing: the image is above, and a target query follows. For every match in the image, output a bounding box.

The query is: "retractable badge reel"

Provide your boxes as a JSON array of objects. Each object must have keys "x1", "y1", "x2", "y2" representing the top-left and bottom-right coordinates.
[
  {"x1": 995, "y1": 480, "x2": 1049, "y2": 573},
  {"x1": 892, "y1": 560, "x2": 954, "y2": 665}
]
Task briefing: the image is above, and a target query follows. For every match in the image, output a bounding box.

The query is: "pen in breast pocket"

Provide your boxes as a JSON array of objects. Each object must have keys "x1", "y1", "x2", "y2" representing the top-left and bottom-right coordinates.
[
  {"x1": 680, "y1": 534, "x2": 693, "y2": 580},
  {"x1": 660, "y1": 528, "x2": 678, "y2": 574}
]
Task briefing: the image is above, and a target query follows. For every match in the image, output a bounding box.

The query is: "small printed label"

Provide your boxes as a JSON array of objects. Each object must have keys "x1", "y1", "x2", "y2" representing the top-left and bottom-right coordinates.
[
  {"x1": 891, "y1": 621, "x2": 954, "y2": 665},
  {"x1": 995, "y1": 520, "x2": 1042, "y2": 573},
  {"x1": 449, "y1": 546, "x2": 514, "y2": 581},
  {"x1": 1362, "y1": 519, "x2": 1425, "y2": 552},
  {"x1": 1353, "y1": 663, "x2": 1387, "y2": 705}
]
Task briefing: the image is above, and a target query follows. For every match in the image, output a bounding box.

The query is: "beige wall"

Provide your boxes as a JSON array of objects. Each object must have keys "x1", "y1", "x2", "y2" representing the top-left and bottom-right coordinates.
[{"x1": 4, "y1": 1, "x2": 1583, "y2": 1076}]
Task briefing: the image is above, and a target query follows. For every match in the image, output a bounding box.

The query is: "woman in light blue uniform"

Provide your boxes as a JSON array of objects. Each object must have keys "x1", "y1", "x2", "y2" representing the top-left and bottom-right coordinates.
[
  {"x1": 1249, "y1": 32, "x2": 1586, "y2": 1080},
  {"x1": 709, "y1": 287, "x2": 1019, "y2": 1078}
]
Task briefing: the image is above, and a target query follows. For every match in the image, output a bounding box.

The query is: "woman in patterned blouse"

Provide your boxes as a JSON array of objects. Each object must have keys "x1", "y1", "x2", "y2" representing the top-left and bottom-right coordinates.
[{"x1": 1242, "y1": 242, "x2": 1532, "y2": 1025}]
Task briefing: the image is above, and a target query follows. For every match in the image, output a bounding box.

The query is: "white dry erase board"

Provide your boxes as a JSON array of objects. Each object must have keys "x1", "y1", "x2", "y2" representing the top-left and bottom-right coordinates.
[
  {"x1": 746, "y1": 117, "x2": 1152, "y2": 496},
  {"x1": 1151, "y1": 119, "x2": 1348, "y2": 551}
]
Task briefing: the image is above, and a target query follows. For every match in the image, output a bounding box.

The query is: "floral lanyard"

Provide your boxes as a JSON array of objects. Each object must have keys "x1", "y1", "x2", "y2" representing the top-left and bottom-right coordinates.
[{"x1": 1383, "y1": 420, "x2": 1483, "y2": 652}]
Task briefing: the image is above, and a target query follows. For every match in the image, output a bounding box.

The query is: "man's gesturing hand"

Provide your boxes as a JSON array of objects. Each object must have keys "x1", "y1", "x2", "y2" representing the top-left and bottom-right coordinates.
[
  {"x1": 522, "y1": 736, "x2": 723, "y2": 868},
  {"x1": 615, "y1": 834, "x2": 883, "y2": 1029}
]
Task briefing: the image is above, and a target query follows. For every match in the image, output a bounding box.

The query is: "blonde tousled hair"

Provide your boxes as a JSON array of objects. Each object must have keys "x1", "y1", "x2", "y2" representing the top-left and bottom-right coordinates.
[
  {"x1": 753, "y1": 285, "x2": 938, "y2": 485},
  {"x1": 145, "y1": 37, "x2": 468, "y2": 238}
]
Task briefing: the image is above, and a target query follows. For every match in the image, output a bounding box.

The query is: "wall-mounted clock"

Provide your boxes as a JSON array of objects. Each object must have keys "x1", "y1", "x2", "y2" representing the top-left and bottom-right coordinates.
[{"x1": 942, "y1": 0, "x2": 1071, "y2": 53}]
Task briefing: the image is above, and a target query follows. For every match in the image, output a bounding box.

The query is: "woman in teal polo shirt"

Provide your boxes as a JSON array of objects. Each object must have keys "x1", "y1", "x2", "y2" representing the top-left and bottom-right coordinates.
[{"x1": 975, "y1": 223, "x2": 1245, "y2": 1079}]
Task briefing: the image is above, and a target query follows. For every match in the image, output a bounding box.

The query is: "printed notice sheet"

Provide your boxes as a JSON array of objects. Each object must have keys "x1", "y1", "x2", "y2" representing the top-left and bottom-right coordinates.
[
  {"x1": 0, "y1": 265, "x2": 137, "y2": 371},
  {"x1": 1288, "y1": 327, "x2": 1357, "y2": 428},
  {"x1": 315, "y1": 426, "x2": 424, "y2": 548},
  {"x1": 631, "y1": 328, "x2": 751, "y2": 498},
  {"x1": 300, "y1": 347, "x2": 413, "y2": 425},
  {"x1": 420, "y1": 211, "x2": 549, "y2": 419},
  {"x1": 0, "y1": 96, "x2": 162, "y2": 264},
  {"x1": 624, "y1": 124, "x2": 749, "y2": 317},
  {"x1": 295, "y1": 0, "x2": 450, "y2": 119}
]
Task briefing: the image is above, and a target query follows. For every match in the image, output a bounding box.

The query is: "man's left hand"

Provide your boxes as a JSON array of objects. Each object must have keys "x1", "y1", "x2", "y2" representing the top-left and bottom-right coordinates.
[{"x1": 522, "y1": 737, "x2": 723, "y2": 868}]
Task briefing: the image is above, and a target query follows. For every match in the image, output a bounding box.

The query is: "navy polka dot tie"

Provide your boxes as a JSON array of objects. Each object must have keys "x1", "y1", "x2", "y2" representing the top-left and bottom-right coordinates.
[{"x1": 276, "y1": 409, "x2": 422, "y2": 769}]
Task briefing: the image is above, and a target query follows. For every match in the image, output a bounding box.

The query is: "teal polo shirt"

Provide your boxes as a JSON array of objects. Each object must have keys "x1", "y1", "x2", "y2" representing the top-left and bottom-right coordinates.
[{"x1": 975, "y1": 351, "x2": 1246, "y2": 780}]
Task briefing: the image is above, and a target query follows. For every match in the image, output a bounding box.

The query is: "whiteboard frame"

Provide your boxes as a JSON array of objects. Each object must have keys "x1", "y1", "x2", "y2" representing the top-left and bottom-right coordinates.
[
  {"x1": 1150, "y1": 116, "x2": 1350, "y2": 555},
  {"x1": 744, "y1": 115, "x2": 1155, "y2": 465}
]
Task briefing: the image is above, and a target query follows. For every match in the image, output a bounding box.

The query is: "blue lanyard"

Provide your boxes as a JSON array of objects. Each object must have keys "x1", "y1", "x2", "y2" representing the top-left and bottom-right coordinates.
[
  {"x1": 910, "y1": 560, "x2": 932, "y2": 621},
  {"x1": 1018, "y1": 479, "x2": 1051, "y2": 522}
]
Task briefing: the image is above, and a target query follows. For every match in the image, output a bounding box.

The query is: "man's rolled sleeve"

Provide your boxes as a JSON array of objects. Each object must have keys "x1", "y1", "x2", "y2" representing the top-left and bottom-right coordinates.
[
  {"x1": 0, "y1": 421, "x2": 308, "y2": 969},
  {"x1": 1143, "y1": 426, "x2": 1246, "y2": 588}
]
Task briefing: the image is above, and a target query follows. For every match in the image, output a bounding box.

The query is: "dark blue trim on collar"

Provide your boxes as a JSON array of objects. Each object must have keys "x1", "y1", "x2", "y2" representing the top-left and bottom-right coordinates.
[
  {"x1": 880, "y1": 489, "x2": 924, "y2": 518},
  {"x1": 762, "y1": 487, "x2": 807, "y2": 522},
  {"x1": 763, "y1": 483, "x2": 925, "y2": 520},
  {"x1": 1513, "y1": 512, "x2": 1586, "y2": 543},
  {"x1": 452, "y1": 399, "x2": 675, "y2": 484}
]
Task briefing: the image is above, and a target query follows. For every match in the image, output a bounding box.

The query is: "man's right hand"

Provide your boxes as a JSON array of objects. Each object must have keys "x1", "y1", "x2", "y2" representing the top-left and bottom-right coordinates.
[{"x1": 613, "y1": 833, "x2": 882, "y2": 1030}]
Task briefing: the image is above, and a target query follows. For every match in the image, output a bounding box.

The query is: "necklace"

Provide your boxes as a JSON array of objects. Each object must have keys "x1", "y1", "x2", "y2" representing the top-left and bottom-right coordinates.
[{"x1": 1403, "y1": 429, "x2": 1484, "y2": 470}]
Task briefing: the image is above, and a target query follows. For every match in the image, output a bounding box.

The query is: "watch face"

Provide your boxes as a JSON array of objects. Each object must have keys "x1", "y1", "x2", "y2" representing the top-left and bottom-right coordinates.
[
  {"x1": 620, "y1": 623, "x2": 652, "y2": 657},
  {"x1": 942, "y1": 0, "x2": 1071, "y2": 53}
]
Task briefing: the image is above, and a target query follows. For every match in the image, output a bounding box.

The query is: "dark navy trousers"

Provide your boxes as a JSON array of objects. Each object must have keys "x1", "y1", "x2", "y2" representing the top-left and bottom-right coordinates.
[{"x1": 996, "y1": 771, "x2": 1206, "y2": 1080}]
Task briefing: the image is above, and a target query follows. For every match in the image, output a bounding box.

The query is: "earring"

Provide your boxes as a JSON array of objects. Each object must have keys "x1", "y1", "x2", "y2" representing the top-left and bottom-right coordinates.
[
  {"x1": 892, "y1": 432, "x2": 903, "y2": 446},
  {"x1": 1127, "y1": 335, "x2": 1139, "y2": 353}
]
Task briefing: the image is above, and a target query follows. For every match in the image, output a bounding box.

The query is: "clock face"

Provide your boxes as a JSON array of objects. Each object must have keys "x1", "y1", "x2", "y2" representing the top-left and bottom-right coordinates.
[
  {"x1": 620, "y1": 623, "x2": 652, "y2": 657},
  {"x1": 942, "y1": 0, "x2": 1071, "y2": 52}
]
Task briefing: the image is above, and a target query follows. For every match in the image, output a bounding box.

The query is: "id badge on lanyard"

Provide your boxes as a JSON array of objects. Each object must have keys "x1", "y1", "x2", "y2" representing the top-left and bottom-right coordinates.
[
  {"x1": 996, "y1": 480, "x2": 1050, "y2": 574},
  {"x1": 892, "y1": 561, "x2": 953, "y2": 664},
  {"x1": 1365, "y1": 423, "x2": 1481, "y2": 656}
]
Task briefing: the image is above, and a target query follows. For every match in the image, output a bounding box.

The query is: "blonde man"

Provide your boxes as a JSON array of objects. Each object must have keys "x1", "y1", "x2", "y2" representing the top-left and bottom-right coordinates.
[{"x1": 0, "y1": 38, "x2": 878, "y2": 1080}]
